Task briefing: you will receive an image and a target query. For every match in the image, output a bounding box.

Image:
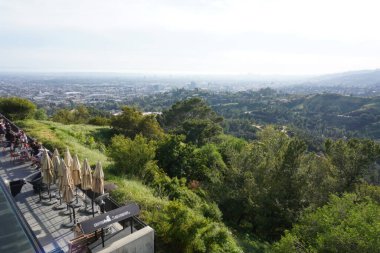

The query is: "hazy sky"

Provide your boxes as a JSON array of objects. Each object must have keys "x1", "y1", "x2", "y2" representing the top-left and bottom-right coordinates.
[{"x1": 1, "y1": 0, "x2": 380, "y2": 75}]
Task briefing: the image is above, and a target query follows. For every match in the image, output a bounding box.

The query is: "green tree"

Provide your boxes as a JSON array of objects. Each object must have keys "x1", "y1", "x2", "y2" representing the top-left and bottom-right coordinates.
[
  {"x1": 190, "y1": 144, "x2": 227, "y2": 184},
  {"x1": 108, "y1": 134, "x2": 156, "y2": 176},
  {"x1": 73, "y1": 104, "x2": 90, "y2": 123},
  {"x1": 0, "y1": 97, "x2": 36, "y2": 120},
  {"x1": 272, "y1": 193, "x2": 380, "y2": 253},
  {"x1": 52, "y1": 108, "x2": 74, "y2": 124},
  {"x1": 111, "y1": 106, "x2": 163, "y2": 139},
  {"x1": 159, "y1": 98, "x2": 223, "y2": 145},
  {"x1": 155, "y1": 134, "x2": 195, "y2": 178},
  {"x1": 151, "y1": 201, "x2": 242, "y2": 253},
  {"x1": 298, "y1": 153, "x2": 338, "y2": 208},
  {"x1": 182, "y1": 119, "x2": 223, "y2": 145},
  {"x1": 233, "y1": 127, "x2": 307, "y2": 241},
  {"x1": 325, "y1": 138, "x2": 380, "y2": 192},
  {"x1": 34, "y1": 108, "x2": 48, "y2": 120}
]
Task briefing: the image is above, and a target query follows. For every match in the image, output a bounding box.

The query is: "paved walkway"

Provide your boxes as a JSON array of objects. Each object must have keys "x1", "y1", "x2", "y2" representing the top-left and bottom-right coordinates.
[{"x1": 0, "y1": 147, "x2": 98, "y2": 253}]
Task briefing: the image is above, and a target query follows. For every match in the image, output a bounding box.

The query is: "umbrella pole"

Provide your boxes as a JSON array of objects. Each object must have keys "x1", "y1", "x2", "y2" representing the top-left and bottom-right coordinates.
[
  {"x1": 92, "y1": 191, "x2": 95, "y2": 217},
  {"x1": 72, "y1": 206, "x2": 76, "y2": 225},
  {"x1": 69, "y1": 205, "x2": 72, "y2": 222},
  {"x1": 38, "y1": 185, "x2": 42, "y2": 202},
  {"x1": 85, "y1": 189, "x2": 87, "y2": 208},
  {"x1": 84, "y1": 189, "x2": 88, "y2": 211},
  {"x1": 48, "y1": 184, "x2": 51, "y2": 201},
  {"x1": 101, "y1": 228, "x2": 105, "y2": 248},
  {"x1": 76, "y1": 187, "x2": 78, "y2": 204}
]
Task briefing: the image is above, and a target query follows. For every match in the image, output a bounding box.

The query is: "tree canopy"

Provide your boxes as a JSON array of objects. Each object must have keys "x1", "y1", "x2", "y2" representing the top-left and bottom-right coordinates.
[
  {"x1": 111, "y1": 106, "x2": 163, "y2": 139},
  {"x1": 0, "y1": 97, "x2": 36, "y2": 120},
  {"x1": 159, "y1": 98, "x2": 223, "y2": 145}
]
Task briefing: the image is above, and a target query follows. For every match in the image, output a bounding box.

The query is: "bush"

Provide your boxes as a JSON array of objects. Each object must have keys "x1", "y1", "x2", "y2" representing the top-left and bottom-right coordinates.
[
  {"x1": 108, "y1": 134, "x2": 156, "y2": 176},
  {"x1": 88, "y1": 116, "x2": 110, "y2": 126},
  {"x1": 149, "y1": 201, "x2": 242, "y2": 253},
  {"x1": 0, "y1": 97, "x2": 36, "y2": 120}
]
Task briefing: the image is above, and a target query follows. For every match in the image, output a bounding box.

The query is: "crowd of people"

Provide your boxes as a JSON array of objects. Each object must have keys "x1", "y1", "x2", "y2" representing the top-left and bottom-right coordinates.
[{"x1": 1, "y1": 116, "x2": 43, "y2": 167}]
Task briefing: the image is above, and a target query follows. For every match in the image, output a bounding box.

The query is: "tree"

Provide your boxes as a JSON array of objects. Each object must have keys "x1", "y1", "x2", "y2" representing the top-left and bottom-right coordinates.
[
  {"x1": 111, "y1": 106, "x2": 163, "y2": 139},
  {"x1": 272, "y1": 193, "x2": 380, "y2": 253},
  {"x1": 34, "y1": 108, "x2": 48, "y2": 120},
  {"x1": 155, "y1": 134, "x2": 195, "y2": 178},
  {"x1": 190, "y1": 144, "x2": 227, "y2": 184},
  {"x1": 52, "y1": 109, "x2": 74, "y2": 124},
  {"x1": 230, "y1": 127, "x2": 307, "y2": 241},
  {"x1": 0, "y1": 97, "x2": 36, "y2": 120},
  {"x1": 182, "y1": 119, "x2": 223, "y2": 145},
  {"x1": 325, "y1": 138, "x2": 380, "y2": 192},
  {"x1": 159, "y1": 98, "x2": 223, "y2": 145},
  {"x1": 298, "y1": 153, "x2": 338, "y2": 208},
  {"x1": 151, "y1": 201, "x2": 243, "y2": 253},
  {"x1": 108, "y1": 134, "x2": 156, "y2": 176},
  {"x1": 72, "y1": 104, "x2": 90, "y2": 123}
]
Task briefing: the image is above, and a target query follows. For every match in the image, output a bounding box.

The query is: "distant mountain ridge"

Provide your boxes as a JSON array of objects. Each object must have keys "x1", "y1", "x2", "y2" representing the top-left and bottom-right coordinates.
[{"x1": 304, "y1": 69, "x2": 380, "y2": 87}]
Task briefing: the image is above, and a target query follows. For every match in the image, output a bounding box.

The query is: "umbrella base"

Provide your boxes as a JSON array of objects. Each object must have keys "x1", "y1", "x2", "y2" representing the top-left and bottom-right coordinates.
[
  {"x1": 79, "y1": 208, "x2": 95, "y2": 215},
  {"x1": 53, "y1": 204, "x2": 66, "y2": 210},
  {"x1": 72, "y1": 202, "x2": 82, "y2": 208},
  {"x1": 61, "y1": 222, "x2": 76, "y2": 228},
  {"x1": 59, "y1": 209, "x2": 71, "y2": 216},
  {"x1": 41, "y1": 193, "x2": 56, "y2": 200},
  {"x1": 42, "y1": 200, "x2": 57, "y2": 206}
]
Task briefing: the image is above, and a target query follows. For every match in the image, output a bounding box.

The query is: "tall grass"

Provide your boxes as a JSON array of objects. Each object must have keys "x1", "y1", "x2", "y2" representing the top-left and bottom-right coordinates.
[{"x1": 16, "y1": 119, "x2": 109, "y2": 166}]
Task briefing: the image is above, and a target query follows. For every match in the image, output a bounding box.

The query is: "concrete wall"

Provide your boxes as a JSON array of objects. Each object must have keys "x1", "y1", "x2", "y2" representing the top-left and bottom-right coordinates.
[{"x1": 93, "y1": 226, "x2": 154, "y2": 253}]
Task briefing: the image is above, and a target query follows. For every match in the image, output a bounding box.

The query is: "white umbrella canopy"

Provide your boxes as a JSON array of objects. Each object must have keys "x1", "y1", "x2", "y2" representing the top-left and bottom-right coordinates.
[
  {"x1": 92, "y1": 161, "x2": 104, "y2": 195},
  {"x1": 61, "y1": 158, "x2": 75, "y2": 204},
  {"x1": 64, "y1": 147, "x2": 73, "y2": 171},
  {"x1": 41, "y1": 149, "x2": 54, "y2": 185},
  {"x1": 72, "y1": 154, "x2": 82, "y2": 186},
  {"x1": 81, "y1": 158, "x2": 92, "y2": 190},
  {"x1": 53, "y1": 148, "x2": 59, "y2": 157},
  {"x1": 59, "y1": 158, "x2": 74, "y2": 191},
  {"x1": 52, "y1": 155, "x2": 61, "y2": 185},
  {"x1": 52, "y1": 148, "x2": 60, "y2": 184}
]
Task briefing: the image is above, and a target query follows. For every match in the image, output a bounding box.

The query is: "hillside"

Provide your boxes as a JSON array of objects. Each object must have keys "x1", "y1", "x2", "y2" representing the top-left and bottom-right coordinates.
[
  {"x1": 16, "y1": 119, "x2": 246, "y2": 253},
  {"x1": 16, "y1": 120, "x2": 110, "y2": 166},
  {"x1": 124, "y1": 89, "x2": 380, "y2": 142},
  {"x1": 3, "y1": 96, "x2": 379, "y2": 253}
]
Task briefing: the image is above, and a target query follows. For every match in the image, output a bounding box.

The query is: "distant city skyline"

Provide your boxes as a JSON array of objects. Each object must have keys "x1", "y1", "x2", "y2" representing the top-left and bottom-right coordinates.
[{"x1": 1, "y1": 0, "x2": 380, "y2": 75}]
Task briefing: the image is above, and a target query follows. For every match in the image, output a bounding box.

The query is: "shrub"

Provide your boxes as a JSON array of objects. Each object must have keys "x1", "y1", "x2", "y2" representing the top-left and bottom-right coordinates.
[{"x1": 0, "y1": 97, "x2": 36, "y2": 120}]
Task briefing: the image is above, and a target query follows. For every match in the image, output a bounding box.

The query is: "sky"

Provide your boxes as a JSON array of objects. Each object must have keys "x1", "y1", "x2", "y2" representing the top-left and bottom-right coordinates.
[{"x1": 0, "y1": 0, "x2": 380, "y2": 75}]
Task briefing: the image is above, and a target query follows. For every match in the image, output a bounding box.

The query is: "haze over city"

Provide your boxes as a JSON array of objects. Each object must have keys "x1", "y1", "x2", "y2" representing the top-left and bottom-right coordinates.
[{"x1": 1, "y1": 0, "x2": 380, "y2": 75}]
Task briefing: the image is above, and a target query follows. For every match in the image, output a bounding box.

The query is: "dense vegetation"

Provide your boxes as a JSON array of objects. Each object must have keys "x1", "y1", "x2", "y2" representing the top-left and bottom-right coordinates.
[
  {"x1": 3, "y1": 94, "x2": 380, "y2": 252},
  {"x1": 121, "y1": 88, "x2": 380, "y2": 144}
]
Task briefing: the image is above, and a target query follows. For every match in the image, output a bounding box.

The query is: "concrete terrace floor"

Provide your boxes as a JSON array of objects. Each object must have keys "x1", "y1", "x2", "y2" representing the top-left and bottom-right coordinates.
[{"x1": 0, "y1": 147, "x2": 97, "y2": 253}]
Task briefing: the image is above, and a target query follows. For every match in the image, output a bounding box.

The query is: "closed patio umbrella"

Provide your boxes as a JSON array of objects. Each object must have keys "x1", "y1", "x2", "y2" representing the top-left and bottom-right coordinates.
[
  {"x1": 92, "y1": 161, "x2": 104, "y2": 195},
  {"x1": 41, "y1": 149, "x2": 55, "y2": 203},
  {"x1": 52, "y1": 152, "x2": 65, "y2": 209},
  {"x1": 61, "y1": 159, "x2": 75, "y2": 203},
  {"x1": 72, "y1": 154, "x2": 82, "y2": 186},
  {"x1": 91, "y1": 161, "x2": 104, "y2": 216},
  {"x1": 72, "y1": 154, "x2": 82, "y2": 207},
  {"x1": 81, "y1": 158, "x2": 92, "y2": 191},
  {"x1": 80, "y1": 158, "x2": 92, "y2": 213},
  {"x1": 61, "y1": 158, "x2": 76, "y2": 227},
  {"x1": 52, "y1": 148, "x2": 60, "y2": 183},
  {"x1": 64, "y1": 147, "x2": 73, "y2": 171}
]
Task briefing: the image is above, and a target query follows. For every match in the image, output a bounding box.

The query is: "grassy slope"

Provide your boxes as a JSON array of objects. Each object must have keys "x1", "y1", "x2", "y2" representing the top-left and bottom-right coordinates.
[
  {"x1": 16, "y1": 119, "x2": 162, "y2": 214},
  {"x1": 16, "y1": 119, "x2": 109, "y2": 166}
]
